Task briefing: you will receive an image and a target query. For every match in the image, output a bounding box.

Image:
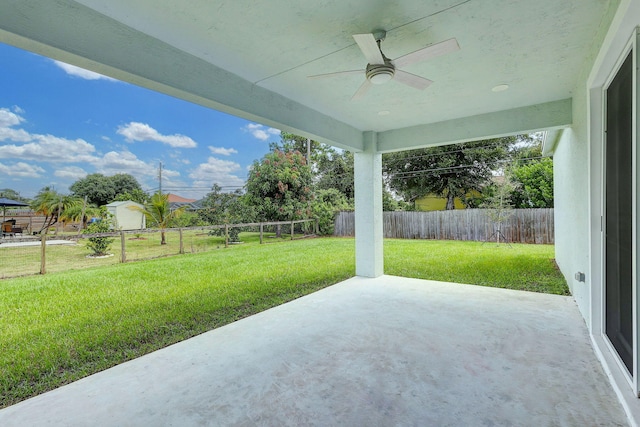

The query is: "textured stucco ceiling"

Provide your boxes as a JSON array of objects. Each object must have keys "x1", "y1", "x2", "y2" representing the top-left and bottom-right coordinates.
[{"x1": 0, "y1": 0, "x2": 618, "y2": 151}]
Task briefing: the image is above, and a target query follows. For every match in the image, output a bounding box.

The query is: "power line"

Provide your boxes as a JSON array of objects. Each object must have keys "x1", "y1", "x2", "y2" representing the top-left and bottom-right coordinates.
[
  {"x1": 381, "y1": 141, "x2": 523, "y2": 167},
  {"x1": 387, "y1": 156, "x2": 548, "y2": 179}
]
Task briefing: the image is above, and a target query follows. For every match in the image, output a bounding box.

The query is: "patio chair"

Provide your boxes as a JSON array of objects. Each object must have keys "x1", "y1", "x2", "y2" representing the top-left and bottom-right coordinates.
[{"x1": 2, "y1": 223, "x2": 14, "y2": 237}]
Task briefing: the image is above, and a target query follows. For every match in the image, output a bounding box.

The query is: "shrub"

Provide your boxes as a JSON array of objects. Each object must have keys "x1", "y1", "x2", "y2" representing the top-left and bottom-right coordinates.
[
  {"x1": 209, "y1": 226, "x2": 242, "y2": 242},
  {"x1": 83, "y1": 220, "x2": 114, "y2": 256},
  {"x1": 312, "y1": 189, "x2": 352, "y2": 235}
]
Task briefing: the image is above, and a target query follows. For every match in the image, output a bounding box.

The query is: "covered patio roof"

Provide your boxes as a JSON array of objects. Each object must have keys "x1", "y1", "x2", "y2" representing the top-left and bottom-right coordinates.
[
  {"x1": 0, "y1": 0, "x2": 615, "y2": 151},
  {"x1": 0, "y1": 277, "x2": 627, "y2": 425}
]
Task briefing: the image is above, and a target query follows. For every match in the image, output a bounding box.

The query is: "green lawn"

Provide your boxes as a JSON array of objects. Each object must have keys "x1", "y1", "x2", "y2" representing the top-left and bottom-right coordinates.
[
  {"x1": 0, "y1": 229, "x2": 305, "y2": 278},
  {"x1": 0, "y1": 237, "x2": 566, "y2": 408},
  {"x1": 384, "y1": 239, "x2": 568, "y2": 295}
]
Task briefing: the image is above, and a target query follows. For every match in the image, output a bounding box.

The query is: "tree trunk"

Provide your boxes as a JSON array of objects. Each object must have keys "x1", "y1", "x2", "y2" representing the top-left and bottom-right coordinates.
[
  {"x1": 276, "y1": 224, "x2": 281, "y2": 238},
  {"x1": 445, "y1": 192, "x2": 455, "y2": 210},
  {"x1": 161, "y1": 230, "x2": 166, "y2": 245}
]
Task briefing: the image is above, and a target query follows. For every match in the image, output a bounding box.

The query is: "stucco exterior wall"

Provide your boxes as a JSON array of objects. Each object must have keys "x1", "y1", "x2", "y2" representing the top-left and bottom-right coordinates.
[
  {"x1": 553, "y1": 0, "x2": 622, "y2": 327},
  {"x1": 553, "y1": 90, "x2": 591, "y2": 323}
]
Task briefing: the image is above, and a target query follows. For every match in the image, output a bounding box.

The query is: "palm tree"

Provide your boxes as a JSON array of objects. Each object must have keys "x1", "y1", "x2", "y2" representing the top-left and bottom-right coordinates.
[
  {"x1": 131, "y1": 192, "x2": 186, "y2": 245},
  {"x1": 30, "y1": 188, "x2": 83, "y2": 233},
  {"x1": 61, "y1": 202, "x2": 102, "y2": 233}
]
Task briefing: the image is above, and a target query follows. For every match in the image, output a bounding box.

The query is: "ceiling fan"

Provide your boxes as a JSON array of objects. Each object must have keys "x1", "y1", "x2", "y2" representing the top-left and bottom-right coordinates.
[{"x1": 309, "y1": 30, "x2": 459, "y2": 100}]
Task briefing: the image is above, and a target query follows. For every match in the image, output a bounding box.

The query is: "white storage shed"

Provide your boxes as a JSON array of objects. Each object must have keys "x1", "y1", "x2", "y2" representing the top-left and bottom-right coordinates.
[{"x1": 105, "y1": 201, "x2": 145, "y2": 231}]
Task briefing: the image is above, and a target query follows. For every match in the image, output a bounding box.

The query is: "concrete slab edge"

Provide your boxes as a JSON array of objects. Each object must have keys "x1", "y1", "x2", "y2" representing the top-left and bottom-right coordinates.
[{"x1": 592, "y1": 334, "x2": 635, "y2": 426}]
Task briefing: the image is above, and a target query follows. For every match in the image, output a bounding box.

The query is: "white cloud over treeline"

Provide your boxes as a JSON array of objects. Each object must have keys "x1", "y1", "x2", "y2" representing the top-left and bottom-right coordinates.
[
  {"x1": 243, "y1": 123, "x2": 280, "y2": 141},
  {"x1": 118, "y1": 122, "x2": 198, "y2": 148}
]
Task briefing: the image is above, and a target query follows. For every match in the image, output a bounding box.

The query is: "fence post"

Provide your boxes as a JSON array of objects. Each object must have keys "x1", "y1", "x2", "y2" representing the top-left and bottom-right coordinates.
[
  {"x1": 120, "y1": 231, "x2": 126, "y2": 263},
  {"x1": 225, "y1": 224, "x2": 229, "y2": 248},
  {"x1": 179, "y1": 228, "x2": 184, "y2": 254},
  {"x1": 315, "y1": 218, "x2": 319, "y2": 235},
  {"x1": 260, "y1": 223, "x2": 264, "y2": 244},
  {"x1": 40, "y1": 232, "x2": 46, "y2": 274},
  {"x1": 291, "y1": 221, "x2": 294, "y2": 240}
]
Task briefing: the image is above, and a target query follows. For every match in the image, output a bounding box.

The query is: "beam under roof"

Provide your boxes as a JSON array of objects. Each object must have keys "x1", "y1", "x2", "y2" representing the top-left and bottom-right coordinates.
[{"x1": 377, "y1": 99, "x2": 573, "y2": 153}]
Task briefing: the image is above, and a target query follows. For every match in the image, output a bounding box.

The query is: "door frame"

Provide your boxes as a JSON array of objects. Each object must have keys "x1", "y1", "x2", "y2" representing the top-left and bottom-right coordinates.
[{"x1": 601, "y1": 33, "x2": 637, "y2": 392}]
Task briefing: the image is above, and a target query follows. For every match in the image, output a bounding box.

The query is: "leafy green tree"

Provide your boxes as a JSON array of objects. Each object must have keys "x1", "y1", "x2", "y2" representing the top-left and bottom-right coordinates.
[
  {"x1": 199, "y1": 185, "x2": 253, "y2": 225},
  {"x1": 69, "y1": 174, "x2": 114, "y2": 206},
  {"x1": 70, "y1": 173, "x2": 143, "y2": 206},
  {"x1": 270, "y1": 132, "x2": 355, "y2": 202},
  {"x1": 199, "y1": 185, "x2": 256, "y2": 241},
  {"x1": 311, "y1": 188, "x2": 352, "y2": 235},
  {"x1": 482, "y1": 176, "x2": 517, "y2": 244},
  {"x1": 383, "y1": 137, "x2": 515, "y2": 210},
  {"x1": 131, "y1": 192, "x2": 186, "y2": 245},
  {"x1": 171, "y1": 211, "x2": 207, "y2": 228},
  {"x1": 316, "y1": 149, "x2": 355, "y2": 200},
  {"x1": 245, "y1": 150, "x2": 313, "y2": 222},
  {"x1": 269, "y1": 132, "x2": 332, "y2": 165},
  {"x1": 110, "y1": 174, "x2": 143, "y2": 196},
  {"x1": 510, "y1": 158, "x2": 554, "y2": 208},
  {"x1": 112, "y1": 188, "x2": 151, "y2": 205},
  {"x1": 0, "y1": 188, "x2": 29, "y2": 203},
  {"x1": 382, "y1": 189, "x2": 401, "y2": 211}
]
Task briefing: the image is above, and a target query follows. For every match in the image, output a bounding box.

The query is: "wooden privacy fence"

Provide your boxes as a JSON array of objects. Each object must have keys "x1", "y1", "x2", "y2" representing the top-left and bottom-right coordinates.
[{"x1": 334, "y1": 209, "x2": 554, "y2": 244}]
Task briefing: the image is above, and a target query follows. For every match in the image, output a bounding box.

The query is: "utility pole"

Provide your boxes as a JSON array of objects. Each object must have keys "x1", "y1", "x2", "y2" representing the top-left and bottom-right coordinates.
[
  {"x1": 158, "y1": 161, "x2": 163, "y2": 194},
  {"x1": 306, "y1": 138, "x2": 311, "y2": 165}
]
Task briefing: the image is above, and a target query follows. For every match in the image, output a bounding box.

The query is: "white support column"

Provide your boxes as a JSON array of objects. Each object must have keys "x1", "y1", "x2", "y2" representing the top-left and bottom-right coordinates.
[{"x1": 354, "y1": 131, "x2": 383, "y2": 277}]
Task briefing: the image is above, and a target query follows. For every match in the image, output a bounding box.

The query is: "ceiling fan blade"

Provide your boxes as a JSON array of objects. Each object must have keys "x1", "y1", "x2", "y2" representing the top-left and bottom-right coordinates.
[
  {"x1": 351, "y1": 79, "x2": 373, "y2": 101},
  {"x1": 393, "y1": 38, "x2": 460, "y2": 68},
  {"x1": 394, "y1": 70, "x2": 433, "y2": 90},
  {"x1": 353, "y1": 34, "x2": 385, "y2": 65},
  {"x1": 308, "y1": 70, "x2": 363, "y2": 79}
]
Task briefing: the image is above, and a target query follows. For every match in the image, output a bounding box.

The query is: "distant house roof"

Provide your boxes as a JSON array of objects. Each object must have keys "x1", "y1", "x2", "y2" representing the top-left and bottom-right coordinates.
[
  {"x1": 167, "y1": 193, "x2": 197, "y2": 203},
  {"x1": 169, "y1": 198, "x2": 205, "y2": 211}
]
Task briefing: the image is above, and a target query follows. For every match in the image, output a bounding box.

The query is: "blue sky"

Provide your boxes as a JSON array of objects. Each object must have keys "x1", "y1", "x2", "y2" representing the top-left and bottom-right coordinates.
[{"x1": 0, "y1": 43, "x2": 280, "y2": 200}]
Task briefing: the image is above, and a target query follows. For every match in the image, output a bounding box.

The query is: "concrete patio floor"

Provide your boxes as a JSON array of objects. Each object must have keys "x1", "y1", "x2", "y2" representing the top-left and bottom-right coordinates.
[{"x1": 0, "y1": 275, "x2": 629, "y2": 426}]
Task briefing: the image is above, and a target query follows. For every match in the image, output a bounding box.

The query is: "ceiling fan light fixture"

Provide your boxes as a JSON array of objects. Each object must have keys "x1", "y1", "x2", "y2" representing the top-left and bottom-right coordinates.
[
  {"x1": 370, "y1": 72, "x2": 393, "y2": 84},
  {"x1": 366, "y1": 63, "x2": 395, "y2": 85}
]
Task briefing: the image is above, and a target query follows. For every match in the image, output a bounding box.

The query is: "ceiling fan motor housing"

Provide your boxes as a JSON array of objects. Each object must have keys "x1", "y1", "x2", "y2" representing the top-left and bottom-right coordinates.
[{"x1": 366, "y1": 61, "x2": 395, "y2": 84}]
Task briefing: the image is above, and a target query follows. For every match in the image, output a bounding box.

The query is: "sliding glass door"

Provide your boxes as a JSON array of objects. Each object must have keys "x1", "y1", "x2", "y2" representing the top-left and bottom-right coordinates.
[{"x1": 605, "y1": 51, "x2": 634, "y2": 376}]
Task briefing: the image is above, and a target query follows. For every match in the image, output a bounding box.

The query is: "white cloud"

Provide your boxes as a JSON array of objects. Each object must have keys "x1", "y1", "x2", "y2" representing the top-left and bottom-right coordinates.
[
  {"x1": 97, "y1": 151, "x2": 156, "y2": 176},
  {"x1": 0, "y1": 134, "x2": 97, "y2": 163},
  {"x1": 54, "y1": 166, "x2": 88, "y2": 180},
  {"x1": 189, "y1": 157, "x2": 245, "y2": 188},
  {"x1": 162, "y1": 169, "x2": 181, "y2": 179},
  {"x1": 0, "y1": 108, "x2": 25, "y2": 127},
  {"x1": 117, "y1": 122, "x2": 197, "y2": 148},
  {"x1": 53, "y1": 60, "x2": 117, "y2": 81},
  {"x1": 0, "y1": 107, "x2": 183, "y2": 194},
  {"x1": 12, "y1": 106, "x2": 25, "y2": 114},
  {"x1": 0, "y1": 127, "x2": 31, "y2": 143},
  {"x1": 208, "y1": 146, "x2": 238, "y2": 156},
  {"x1": 0, "y1": 161, "x2": 45, "y2": 178},
  {"x1": 243, "y1": 123, "x2": 280, "y2": 141},
  {"x1": 0, "y1": 107, "x2": 98, "y2": 162}
]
